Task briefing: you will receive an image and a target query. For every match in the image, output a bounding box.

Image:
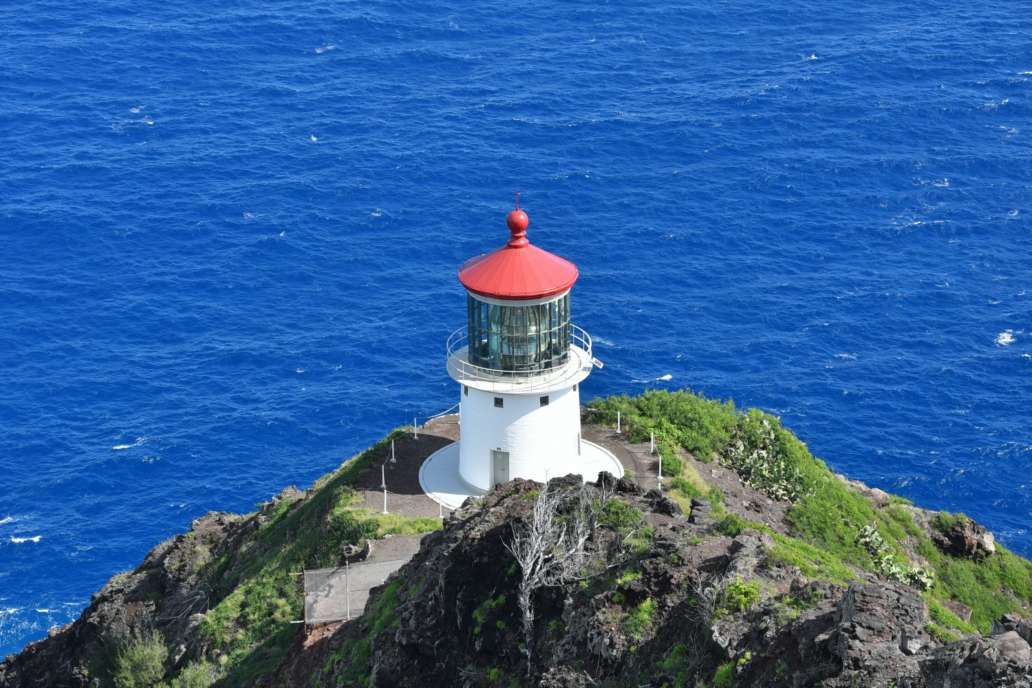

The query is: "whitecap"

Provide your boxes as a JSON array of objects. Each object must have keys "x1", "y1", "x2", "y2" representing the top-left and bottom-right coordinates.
[
  {"x1": 34, "y1": 608, "x2": 53, "y2": 613},
  {"x1": 1019, "y1": 70, "x2": 1032, "y2": 75},
  {"x1": 933, "y1": 178, "x2": 950, "y2": 188},
  {"x1": 1008, "y1": 209, "x2": 1019, "y2": 218},
  {"x1": 129, "y1": 105, "x2": 142, "y2": 113},
  {"x1": 834, "y1": 352, "x2": 857, "y2": 360},
  {"x1": 806, "y1": 52, "x2": 817, "y2": 61},
  {"x1": 656, "y1": 373, "x2": 673, "y2": 381},
  {"x1": 370, "y1": 208, "x2": 383, "y2": 218},
  {"x1": 112, "y1": 436, "x2": 146, "y2": 451},
  {"x1": 143, "y1": 117, "x2": 155, "y2": 126},
  {"x1": 309, "y1": 134, "x2": 319, "y2": 143},
  {"x1": 314, "y1": 43, "x2": 336, "y2": 54},
  {"x1": 10, "y1": 535, "x2": 42, "y2": 544},
  {"x1": 295, "y1": 367, "x2": 306, "y2": 374},
  {"x1": 996, "y1": 330, "x2": 1016, "y2": 346},
  {"x1": 0, "y1": 516, "x2": 14, "y2": 526}
]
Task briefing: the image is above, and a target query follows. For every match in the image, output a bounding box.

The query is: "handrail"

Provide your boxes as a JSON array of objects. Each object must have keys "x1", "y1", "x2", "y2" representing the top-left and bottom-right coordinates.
[
  {"x1": 423, "y1": 402, "x2": 460, "y2": 422},
  {"x1": 446, "y1": 324, "x2": 592, "y2": 386}
]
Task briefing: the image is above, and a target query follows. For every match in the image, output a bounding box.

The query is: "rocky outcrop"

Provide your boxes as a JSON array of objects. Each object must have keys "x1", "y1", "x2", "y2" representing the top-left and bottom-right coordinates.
[
  {"x1": 931, "y1": 516, "x2": 997, "y2": 561},
  {"x1": 1, "y1": 455, "x2": 1028, "y2": 688},
  {"x1": 295, "y1": 477, "x2": 1030, "y2": 688}
]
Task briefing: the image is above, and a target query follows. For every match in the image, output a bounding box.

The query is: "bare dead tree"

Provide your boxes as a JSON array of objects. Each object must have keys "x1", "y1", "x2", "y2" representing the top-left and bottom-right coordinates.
[{"x1": 505, "y1": 482, "x2": 600, "y2": 677}]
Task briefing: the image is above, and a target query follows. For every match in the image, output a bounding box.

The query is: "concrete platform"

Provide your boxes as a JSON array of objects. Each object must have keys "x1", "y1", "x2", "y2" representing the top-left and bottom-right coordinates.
[{"x1": 419, "y1": 440, "x2": 625, "y2": 510}]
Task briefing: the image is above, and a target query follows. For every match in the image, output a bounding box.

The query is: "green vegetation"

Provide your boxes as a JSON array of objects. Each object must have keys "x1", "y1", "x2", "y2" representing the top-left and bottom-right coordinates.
[
  {"x1": 599, "y1": 498, "x2": 644, "y2": 531},
  {"x1": 616, "y1": 569, "x2": 642, "y2": 586},
  {"x1": 768, "y1": 533, "x2": 853, "y2": 585},
  {"x1": 591, "y1": 390, "x2": 1032, "y2": 634},
  {"x1": 658, "y1": 643, "x2": 693, "y2": 687},
  {"x1": 191, "y1": 429, "x2": 440, "y2": 687},
  {"x1": 712, "y1": 661, "x2": 735, "y2": 688},
  {"x1": 167, "y1": 661, "x2": 217, "y2": 688},
  {"x1": 622, "y1": 598, "x2": 656, "y2": 642},
  {"x1": 112, "y1": 632, "x2": 167, "y2": 688},
  {"x1": 473, "y1": 594, "x2": 508, "y2": 636},
  {"x1": 321, "y1": 579, "x2": 403, "y2": 687},
  {"x1": 717, "y1": 577, "x2": 761, "y2": 617}
]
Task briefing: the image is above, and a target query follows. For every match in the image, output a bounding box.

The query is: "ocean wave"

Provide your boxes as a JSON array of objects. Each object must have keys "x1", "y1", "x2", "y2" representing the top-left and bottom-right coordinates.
[
  {"x1": 996, "y1": 330, "x2": 1016, "y2": 347},
  {"x1": 0, "y1": 516, "x2": 14, "y2": 526},
  {"x1": 9, "y1": 536, "x2": 42, "y2": 544},
  {"x1": 111, "y1": 437, "x2": 146, "y2": 451}
]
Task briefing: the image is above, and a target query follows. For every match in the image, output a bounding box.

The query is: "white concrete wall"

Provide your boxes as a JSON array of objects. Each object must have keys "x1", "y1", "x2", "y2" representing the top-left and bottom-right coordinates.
[{"x1": 458, "y1": 383, "x2": 583, "y2": 490}]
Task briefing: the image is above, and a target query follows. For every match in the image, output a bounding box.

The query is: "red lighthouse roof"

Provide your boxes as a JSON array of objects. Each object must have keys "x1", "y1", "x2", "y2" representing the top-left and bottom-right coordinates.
[{"x1": 458, "y1": 205, "x2": 579, "y2": 301}]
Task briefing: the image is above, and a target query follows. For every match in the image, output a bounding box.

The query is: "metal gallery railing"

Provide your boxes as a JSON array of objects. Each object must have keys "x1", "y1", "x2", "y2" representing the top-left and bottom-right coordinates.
[{"x1": 446, "y1": 323, "x2": 593, "y2": 386}]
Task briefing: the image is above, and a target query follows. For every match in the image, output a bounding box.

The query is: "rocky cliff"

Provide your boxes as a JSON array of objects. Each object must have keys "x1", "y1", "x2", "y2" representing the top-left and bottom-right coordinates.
[{"x1": 3, "y1": 391, "x2": 1031, "y2": 687}]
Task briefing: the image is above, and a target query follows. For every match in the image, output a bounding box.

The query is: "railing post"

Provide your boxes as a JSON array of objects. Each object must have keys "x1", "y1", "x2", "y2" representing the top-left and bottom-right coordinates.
[{"x1": 616, "y1": 411, "x2": 621, "y2": 434}]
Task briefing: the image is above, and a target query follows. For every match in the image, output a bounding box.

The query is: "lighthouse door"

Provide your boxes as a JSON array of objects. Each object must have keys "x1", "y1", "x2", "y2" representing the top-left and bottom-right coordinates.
[{"x1": 491, "y1": 450, "x2": 510, "y2": 486}]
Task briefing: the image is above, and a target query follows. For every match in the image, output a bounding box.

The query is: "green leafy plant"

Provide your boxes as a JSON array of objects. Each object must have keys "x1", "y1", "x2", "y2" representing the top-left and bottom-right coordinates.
[{"x1": 112, "y1": 632, "x2": 168, "y2": 688}]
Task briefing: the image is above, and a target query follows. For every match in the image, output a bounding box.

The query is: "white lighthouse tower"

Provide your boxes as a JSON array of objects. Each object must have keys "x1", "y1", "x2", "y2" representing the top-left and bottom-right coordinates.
[{"x1": 419, "y1": 202, "x2": 623, "y2": 508}]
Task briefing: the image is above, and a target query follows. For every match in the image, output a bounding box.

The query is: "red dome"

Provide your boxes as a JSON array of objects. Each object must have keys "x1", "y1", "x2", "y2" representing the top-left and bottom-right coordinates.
[{"x1": 459, "y1": 208, "x2": 579, "y2": 300}]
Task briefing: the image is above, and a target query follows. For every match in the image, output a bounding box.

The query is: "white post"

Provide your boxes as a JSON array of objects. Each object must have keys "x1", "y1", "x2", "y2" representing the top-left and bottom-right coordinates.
[
  {"x1": 650, "y1": 430, "x2": 655, "y2": 454},
  {"x1": 413, "y1": 417, "x2": 419, "y2": 439},
  {"x1": 383, "y1": 484, "x2": 388, "y2": 515},
  {"x1": 616, "y1": 411, "x2": 621, "y2": 434},
  {"x1": 658, "y1": 453, "x2": 663, "y2": 480},
  {"x1": 345, "y1": 558, "x2": 351, "y2": 621},
  {"x1": 391, "y1": 439, "x2": 395, "y2": 462},
  {"x1": 381, "y1": 463, "x2": 386, "y2": 490}
]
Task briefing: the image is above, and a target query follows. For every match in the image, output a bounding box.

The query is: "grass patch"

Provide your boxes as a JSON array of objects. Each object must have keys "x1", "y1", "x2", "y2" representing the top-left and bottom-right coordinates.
[
  {"x1": 622, "y1": 598, "x2": 656, "y2": 642},
  {"x1": 112, "y1": 632, "x2": 167, "y2": 688},
  {"x1": 592, "y1": 390, "x2": 1032, "y2": 635}
]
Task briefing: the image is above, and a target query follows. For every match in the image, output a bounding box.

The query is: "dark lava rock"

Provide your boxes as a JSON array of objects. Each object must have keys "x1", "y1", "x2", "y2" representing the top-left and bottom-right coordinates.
[{"x1": 931, "y1": 516, "x2": 996, "y2": 561}]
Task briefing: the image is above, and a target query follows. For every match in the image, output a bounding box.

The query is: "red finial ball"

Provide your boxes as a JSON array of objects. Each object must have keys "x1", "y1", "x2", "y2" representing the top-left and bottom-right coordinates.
[{"x1": 507, "y1": 208, "x2": 529, "y2": 244}]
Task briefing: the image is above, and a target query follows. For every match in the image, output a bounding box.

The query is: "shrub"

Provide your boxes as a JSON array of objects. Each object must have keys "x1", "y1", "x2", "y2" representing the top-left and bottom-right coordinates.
[
  {"x1": 598, "y1": 499, "x2": 643, "y2": 531},
  {"x1": 720, "y1": 410, "x2": 805, "y2": 502},
  {"x1": 715, "y1": 513, "x2": 749, "y2": 538},
  {"x1": 622, "y1": 598, "x2": 656, "y2": 641},
  {"x1": 712, "y1": 661, "x2": 735, "y2": 688},
  {"x1": 168, "y1": 661, "x2": 218, "y2": 688},
  {"x1": 718, "y1": 577, "x2": 761, "y2": 616},
  {"x1": 112, "y1": 632, "x2": 168, "y2": 688}
]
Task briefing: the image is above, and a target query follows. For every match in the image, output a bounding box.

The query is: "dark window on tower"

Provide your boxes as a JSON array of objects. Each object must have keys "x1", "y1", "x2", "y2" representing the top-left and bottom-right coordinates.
[
  {"x1": 539, "y1": 395, "x2": 549, "y2": 407},
  {"x1": 463, "y1": 385, "x2": 469, "y2": 396},
  {"x1": 494, "y1": 397, "x2": 504, "y2": 408}
]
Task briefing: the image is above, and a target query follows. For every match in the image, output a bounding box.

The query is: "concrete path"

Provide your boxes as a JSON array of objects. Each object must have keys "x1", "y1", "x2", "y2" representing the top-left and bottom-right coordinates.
[
  {"x1": 304, "y1": 535, "x2": 423, "y2": 624},
  {"x1": 303, "y1": 415, "x2": 657, "y2": 626}
]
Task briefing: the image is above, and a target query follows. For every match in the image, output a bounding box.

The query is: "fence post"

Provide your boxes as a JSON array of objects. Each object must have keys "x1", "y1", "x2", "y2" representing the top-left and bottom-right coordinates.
[
  {"x1": 616, "y1": 411, "x2": 621, "y2": 434},
  {"x1": 650, "y1": 430, "x2": 655, "y2": 454},
  {"x1": 345, "y1": 558, "x2": 351, "y2": 621},
  {"x1": 413, "y1": 417, "x2": 419, "y2": 439}
]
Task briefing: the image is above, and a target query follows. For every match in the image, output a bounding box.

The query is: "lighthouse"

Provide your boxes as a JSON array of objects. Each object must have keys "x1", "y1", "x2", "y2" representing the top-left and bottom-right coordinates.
[{"x1": 420, "y1": 202, "x2": 623, "y2": 509}]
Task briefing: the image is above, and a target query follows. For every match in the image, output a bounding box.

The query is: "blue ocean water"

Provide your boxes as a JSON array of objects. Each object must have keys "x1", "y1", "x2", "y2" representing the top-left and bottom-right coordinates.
[{"x1": 1, "y1": 0, "x2": 1030, "y2": 655}]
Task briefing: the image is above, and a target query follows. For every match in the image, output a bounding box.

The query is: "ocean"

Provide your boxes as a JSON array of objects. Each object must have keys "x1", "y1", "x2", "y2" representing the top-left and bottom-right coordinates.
[{"x1": 1, "y1": 0, "x2": 1029, "y2": 655}]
